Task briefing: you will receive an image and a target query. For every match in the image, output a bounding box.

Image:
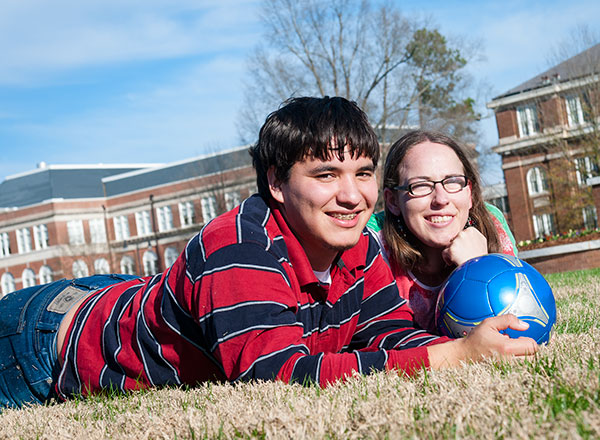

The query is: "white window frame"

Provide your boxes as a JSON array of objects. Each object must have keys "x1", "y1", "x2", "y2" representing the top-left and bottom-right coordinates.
[
  {"x1": 574, "y1": 156, "x2": 599, "y2": 186},
  {"x1": 201, "y1": 196, "x2": 218, "y2": 223},
  {"x1": 566, "y1": 95, "x2": 585, "y2": 127},
  {"x1": 156, "y1": 206, "x2": 173, "y2": 232},
  {"x1": 39, "y1": 265, "x2": 53, "y2": 284},
  {"x1": 142, "y1": 250, "x2": 158, "y2": 276},
  {"x1": 526, "y1": 167, "x2": 549, "y2": 196},
  {"x1": 225, "y1": 191, "x2": 241, "y2": 211},
  {"x1": 67, "y1": 220, "x2": 86, "y2": 245},
  {"x1": 22, "y1": 268, "x2": 36, "y2": 288},
  {"x1": 120, "y1": 256, "x2": 135, "y2": 275},
  {"x1": 72, "y1": 260, "x2": 89, "y2": 278},
  {"x1": 89, "y1": 218, "x2": 107, "y2": 244},
  {"x1": 0, "y1": 232, "x2": 10, "y2": 257},
  {"x1": 33, "y1": 224, "x2": 49, "y2": 250},
  {"x1": 516, "y1": 104, "x2": 539, "y2": 137},
  {"x1": 583, "y1": 206, "x2": 598, "y2": 230},
  {"x1": 178, "y1": 201, "x2": 195, "y2": 226},
  {"x1": 1, "y1": 272, "x2": 15, "y2": 296},
  {"x1": 113, "y1": 215, "x2": 130, "y2": 241},
  {"x1": 94, "y1": 258, "x2": 110, "y2": 274},
  {"x1": 164, "y1": 247, "x2": 179, "y2": 268},
  {"x1": 532, "y1": 213, "x2": 555, "y2": 238},
  {"x1": 16, "y1": 227, "x2": 32, "y2": 253},
  {"x1": 135, "y1": 211, "x2": 153, "y2": 237}
]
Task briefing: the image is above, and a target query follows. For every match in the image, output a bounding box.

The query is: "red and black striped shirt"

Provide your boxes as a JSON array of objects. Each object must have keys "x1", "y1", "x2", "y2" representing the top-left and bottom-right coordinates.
[{"x1": 57, "y1": 195, "x2": 446, "y2": 398}]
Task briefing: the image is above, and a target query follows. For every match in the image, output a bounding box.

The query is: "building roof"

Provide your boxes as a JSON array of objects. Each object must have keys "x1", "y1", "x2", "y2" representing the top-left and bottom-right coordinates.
[
  {"x1": 102, "y1": 146, "x2": 252, "y2": 197},
  {"x1": 493, "y1": 43, "x2": 600, "y2": 100},
  {"x1": 0, "y1": 165, "x2": 152, "y2": 208},
  {"x1": 0, "y1": 145, "x2": 253, "y2": 208}
]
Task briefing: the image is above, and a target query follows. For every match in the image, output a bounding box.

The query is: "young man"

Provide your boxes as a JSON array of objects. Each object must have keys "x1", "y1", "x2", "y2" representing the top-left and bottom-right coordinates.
[{"x1": 0, "y1": 96, "x2": 537, "y2": 411}]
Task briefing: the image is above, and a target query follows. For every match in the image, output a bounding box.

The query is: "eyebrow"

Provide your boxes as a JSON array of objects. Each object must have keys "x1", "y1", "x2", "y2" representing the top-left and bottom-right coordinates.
[
  {"x1": 406, "y1": 173, "x2": 463, "y2": 182},
  {"x1": 309, "y1": 163, "x2": 376, "y2": 174}
]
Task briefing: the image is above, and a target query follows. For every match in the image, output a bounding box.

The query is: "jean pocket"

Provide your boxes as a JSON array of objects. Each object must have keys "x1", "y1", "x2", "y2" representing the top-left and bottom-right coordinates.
[{"x1": 0, "y1": 285, "x2": 46, "y2": 337}]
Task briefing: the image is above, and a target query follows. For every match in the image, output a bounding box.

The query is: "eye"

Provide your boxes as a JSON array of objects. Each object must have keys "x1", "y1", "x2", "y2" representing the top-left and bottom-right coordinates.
[
  {"x1": 315, "y1": 173, "x2": 335, "y2": 180},
  {"x1": 410, "y1": 181, "x2": 433, "y2": 191},
  {"x1": 357, "y1": 170, "x2": 374, "y2": 179}
]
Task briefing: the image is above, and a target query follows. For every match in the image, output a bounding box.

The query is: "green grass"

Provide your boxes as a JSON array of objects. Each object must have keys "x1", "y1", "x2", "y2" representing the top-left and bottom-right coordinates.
[{"x1": 1, "y1": 268, "x2": 600, "y2": 439}]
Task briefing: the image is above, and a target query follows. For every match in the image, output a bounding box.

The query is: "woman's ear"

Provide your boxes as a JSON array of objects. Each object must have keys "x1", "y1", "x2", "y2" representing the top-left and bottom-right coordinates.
[
  {"x1": 383, "y1": 187, "x2": 402, "y2": 216},
  {"x1": 267, "y1": 167, "x2": 285, "y2": 204}
]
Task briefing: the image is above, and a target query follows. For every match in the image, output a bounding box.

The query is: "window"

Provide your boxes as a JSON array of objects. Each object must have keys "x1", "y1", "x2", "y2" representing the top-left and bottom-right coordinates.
[
  {"x1": 113, "y1": 215, "x2": 130, "y2": 241},
  {"x1": 89, "y1": 218, "x2": 107, "y2": 244},
  {"x1": 39, "y1": 265, "x2": 53, "y2": 284},
  {"x1": 94, "y1": 258, "x2": 110, "y2": 274},
  {"x1": 135, "y1": 211, "x2": 153, "y2": 236},
  {"x1": 179, "y1": 201, "x2": 195, "y2": 226},
  {"x1": 532, "y1": 213, "x2": 555, "y2": 238},
  {"x1": 583, "y1": 206, "x2": 598, "y2": 230},
  {"x1": 574, "y1": 156, "x2": 599, "y2": 186},
  {"x1": 156, "y1": 206, "x2": 173, "y2": 232},
  {"x1": 142, "y1": 250, "x2": 158, "y2": 276},
  {"x1": 225, "y1": 191, "x2": 241, "y2": 211},
  {"x1": 22, "y1": 268, "x2": 36, "y2": 288},
  {"x1": 526, "y1": 167, "x2": 549, "y2": 196},
  {"x1": 120, "y1": 256, "x2": 136, "y2": 275},
  {"x1": 516, "y1": 104, "x2": 539, "y2": 136},
  {"x1": 33, "y1": 224, "x2": 49, "y2": 250},
  {"x1": 72, "y1": 260, "x2": 89, "y2": 278},
  {"x1": 1, "y1": 273, "x2": 15, "y2": 296},
  {"x1": 16, "y1": 227, "x2": 32, "y2": 253},
  {"x1": 0, "y1": 232, "x2": 10, "y2": 257},
  {"x1": 164, "y1": 247, "x2": 179, "y2": 268},
  {"x1": 67, "y1": 220, "x2": 85, "y2": 245},
  {"x1": 566, "y1": 95, "x2": 585, "y2": 126},
  {"x1": 201, "y1": 196, "x2": 218, "y2": 223}
]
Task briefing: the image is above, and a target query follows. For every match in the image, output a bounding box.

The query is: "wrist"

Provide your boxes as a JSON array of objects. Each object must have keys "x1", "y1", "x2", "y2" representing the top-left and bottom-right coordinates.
[{"x1": 427, "y1": 338, "x2": 469, "y2": 369}]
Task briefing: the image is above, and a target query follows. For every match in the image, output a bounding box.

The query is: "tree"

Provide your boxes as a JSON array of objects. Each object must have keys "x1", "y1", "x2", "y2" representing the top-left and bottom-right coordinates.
[{"x1": 237, "y1": 0, "x2": 481, "y2": 149}]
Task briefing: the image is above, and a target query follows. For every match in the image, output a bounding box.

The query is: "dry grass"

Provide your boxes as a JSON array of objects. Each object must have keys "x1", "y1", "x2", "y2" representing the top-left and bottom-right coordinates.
[{"x1": 1, "y1": 270, "x2": 599, "y2": 439}]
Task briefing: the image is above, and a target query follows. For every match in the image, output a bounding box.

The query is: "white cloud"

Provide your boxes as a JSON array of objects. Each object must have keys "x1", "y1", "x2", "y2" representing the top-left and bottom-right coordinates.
[{"x1": 0, "y1": 0, "x2": 260, "y2": 84}]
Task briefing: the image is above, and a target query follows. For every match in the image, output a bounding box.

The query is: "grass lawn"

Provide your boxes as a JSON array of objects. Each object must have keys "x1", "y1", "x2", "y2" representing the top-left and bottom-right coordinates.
[{"x1": 1, "y1": 268, "x2": 599, "y2": 439}]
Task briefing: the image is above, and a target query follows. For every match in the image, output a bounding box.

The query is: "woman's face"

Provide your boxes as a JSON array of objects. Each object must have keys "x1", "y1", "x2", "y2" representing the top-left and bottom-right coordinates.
[{"x1": 384, "y1": 141, "x2": 472, "y2": 252}]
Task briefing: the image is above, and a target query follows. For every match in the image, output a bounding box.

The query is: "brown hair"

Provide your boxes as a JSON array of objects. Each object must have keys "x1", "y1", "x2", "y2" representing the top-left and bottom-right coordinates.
[{"x1": 382, "y1": 130, "x2": 501, "y2": 270}]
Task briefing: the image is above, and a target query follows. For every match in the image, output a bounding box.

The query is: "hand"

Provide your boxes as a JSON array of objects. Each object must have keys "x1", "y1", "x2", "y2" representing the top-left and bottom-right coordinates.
[
  {"x1": 442, "y1": 226, "x2": 488, "y2": 267},
  {"x1": 427, "y1": 314, "x2": 539, "y2": 368}
]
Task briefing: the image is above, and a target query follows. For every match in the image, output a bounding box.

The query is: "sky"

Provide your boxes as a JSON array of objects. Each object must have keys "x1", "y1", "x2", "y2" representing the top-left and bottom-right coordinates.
[{"x1": 1, "y1": 0, "x2": 599, "y2": 185}]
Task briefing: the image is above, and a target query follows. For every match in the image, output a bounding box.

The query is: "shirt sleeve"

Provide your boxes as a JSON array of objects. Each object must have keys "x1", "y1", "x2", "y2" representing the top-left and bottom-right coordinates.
[{"x1": 485, "y1": 202, "x2": 517, "y2": 256}]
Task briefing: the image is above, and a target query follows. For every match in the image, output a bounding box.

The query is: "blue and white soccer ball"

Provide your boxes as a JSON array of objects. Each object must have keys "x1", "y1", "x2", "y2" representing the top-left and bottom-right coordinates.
[{"x1": 435, "y1": 254, "x2": 556, "y2": 344}]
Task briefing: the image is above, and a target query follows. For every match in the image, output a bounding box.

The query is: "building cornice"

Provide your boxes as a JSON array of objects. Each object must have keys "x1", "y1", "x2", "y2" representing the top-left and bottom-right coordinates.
[{"x1": 487, "y1": 73, "x2": 599, "y2": 109}]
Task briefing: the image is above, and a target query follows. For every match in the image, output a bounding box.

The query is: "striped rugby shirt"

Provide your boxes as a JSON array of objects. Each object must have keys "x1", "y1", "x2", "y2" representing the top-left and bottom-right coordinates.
[{"x1": 56, "y1": 195, "x2": 446, "y2": 399}]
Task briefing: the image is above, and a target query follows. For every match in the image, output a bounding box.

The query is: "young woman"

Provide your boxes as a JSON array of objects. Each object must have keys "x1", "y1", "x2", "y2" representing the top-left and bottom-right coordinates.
[{"x1": 368, "y1": 130, "x2": 517, "y2": 334}]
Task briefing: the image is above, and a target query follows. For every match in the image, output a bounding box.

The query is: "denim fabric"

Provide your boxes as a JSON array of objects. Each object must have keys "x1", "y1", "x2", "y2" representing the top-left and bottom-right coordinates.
[{"x1": 0, "y1": 274, "x2": 138, "y2": 411}]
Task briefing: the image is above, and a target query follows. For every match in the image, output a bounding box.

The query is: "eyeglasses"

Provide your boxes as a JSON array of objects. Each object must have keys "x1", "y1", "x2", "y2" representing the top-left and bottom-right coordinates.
[{"x1": 393, "y1": 175, "x2": 469, "y2": 197}]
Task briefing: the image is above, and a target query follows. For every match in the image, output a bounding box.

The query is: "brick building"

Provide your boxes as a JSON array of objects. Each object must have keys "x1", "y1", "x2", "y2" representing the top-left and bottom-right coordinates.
[
  {"x1": 487, "y1": 43, "x2": 600, "y2": 242},
  {"x1": 0, "y1": 146, "x2": 256, "y2": 296}
]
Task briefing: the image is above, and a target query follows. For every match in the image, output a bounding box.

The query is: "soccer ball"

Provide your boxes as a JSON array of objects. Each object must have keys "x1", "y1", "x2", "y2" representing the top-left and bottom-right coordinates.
[{"x1": 435, "y1": 254, "x2": 556, "y2": 344}]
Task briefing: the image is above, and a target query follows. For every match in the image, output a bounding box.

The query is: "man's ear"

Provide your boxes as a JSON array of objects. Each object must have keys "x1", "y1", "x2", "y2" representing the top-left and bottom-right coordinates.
[
  {"x1": 267, "y1": 167, "x2": 285, "y2": 203},
  {"x1": 383, "y1": 188, "x2": 402, "y2": 216}
]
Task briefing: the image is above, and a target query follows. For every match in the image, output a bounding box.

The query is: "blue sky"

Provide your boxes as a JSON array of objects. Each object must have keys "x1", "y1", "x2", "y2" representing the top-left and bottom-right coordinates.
[{"x1": 1, "y1": 0, "x2": 599, "y2": 185}]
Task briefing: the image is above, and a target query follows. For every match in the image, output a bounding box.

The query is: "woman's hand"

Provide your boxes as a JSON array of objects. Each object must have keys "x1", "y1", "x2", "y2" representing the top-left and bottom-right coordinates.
[
  {"x1": 442, "y1": 226, "x2": 488, "y2": 266},
  {"x1": 427, "y1": 314, "x2": 539, "y2": 368}
]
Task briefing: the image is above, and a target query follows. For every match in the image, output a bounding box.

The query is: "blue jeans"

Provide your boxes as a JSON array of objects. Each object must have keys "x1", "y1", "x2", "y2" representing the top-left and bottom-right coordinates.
[{"x1": 0, "y1": 274, "x2": 138, "y2": 411}]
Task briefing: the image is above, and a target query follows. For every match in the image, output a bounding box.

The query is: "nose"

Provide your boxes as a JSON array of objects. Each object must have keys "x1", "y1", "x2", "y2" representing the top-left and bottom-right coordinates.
[
  {"x1": 431, "y1": 181, "x2": 449, "y2": 205},
  {"x1": 337, "y1": 175, "x2": 362, "y2": 206}
]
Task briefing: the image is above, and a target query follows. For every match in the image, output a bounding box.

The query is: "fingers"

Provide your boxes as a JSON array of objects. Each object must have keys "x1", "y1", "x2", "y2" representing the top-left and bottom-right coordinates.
[{"x1": 483, "y1": 314, "x2": 529, "y2": 332}]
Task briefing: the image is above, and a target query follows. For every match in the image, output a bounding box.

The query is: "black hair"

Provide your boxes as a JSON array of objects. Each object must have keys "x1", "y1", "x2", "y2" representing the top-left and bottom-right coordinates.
[{"x1": 250, "y1": 96, "x2": 380, "y2": 200}]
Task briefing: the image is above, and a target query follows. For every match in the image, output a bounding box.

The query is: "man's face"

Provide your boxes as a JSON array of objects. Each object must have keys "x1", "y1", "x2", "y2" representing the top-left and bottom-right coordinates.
[{"x1": 269, "y1": 148, "x2": 378, "y2": 271}]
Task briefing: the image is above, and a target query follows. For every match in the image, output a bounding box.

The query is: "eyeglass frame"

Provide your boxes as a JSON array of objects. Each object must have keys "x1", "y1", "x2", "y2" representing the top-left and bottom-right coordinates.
[{"x1": 393, "y1": 175, "x2": 469, "y2": 197}]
